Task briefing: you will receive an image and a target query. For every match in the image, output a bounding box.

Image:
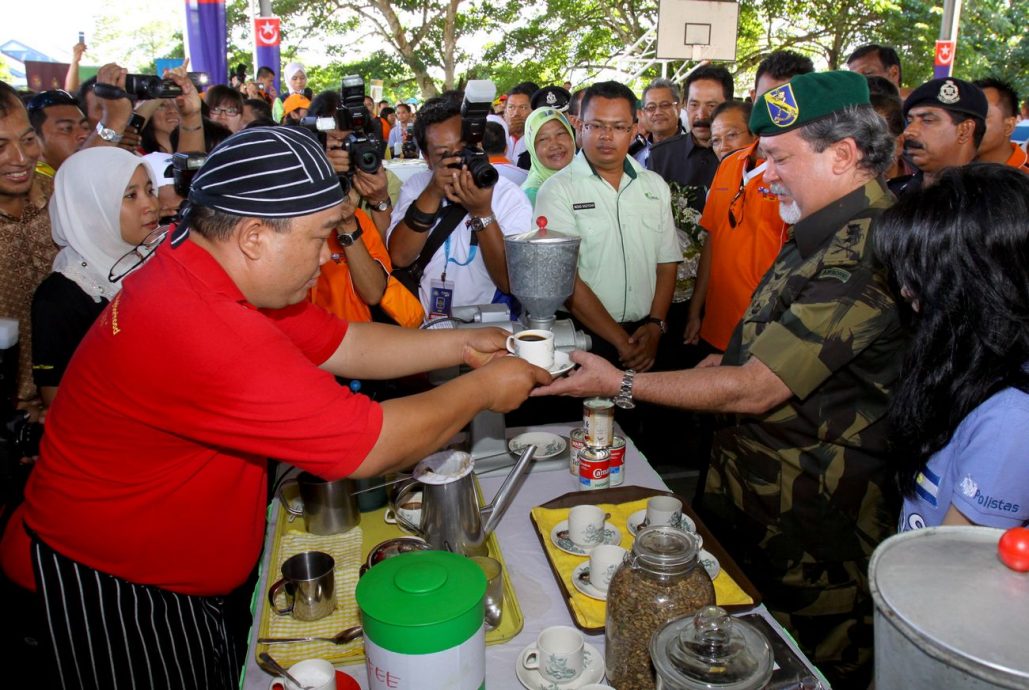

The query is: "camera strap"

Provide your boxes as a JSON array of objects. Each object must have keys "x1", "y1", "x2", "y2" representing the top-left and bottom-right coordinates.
[{"x1": 407, "y1": 203, "x2": 467, "y2": 277}]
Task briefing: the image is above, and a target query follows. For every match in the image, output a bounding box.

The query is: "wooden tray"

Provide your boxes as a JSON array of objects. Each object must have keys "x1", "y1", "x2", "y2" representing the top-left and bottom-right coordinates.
[
  {"x1": 255, "y1": 483, "x2": 525, "y2": 667},
  {"x1": 529, "y1": 484, "x2": 761, "y2": 634}
]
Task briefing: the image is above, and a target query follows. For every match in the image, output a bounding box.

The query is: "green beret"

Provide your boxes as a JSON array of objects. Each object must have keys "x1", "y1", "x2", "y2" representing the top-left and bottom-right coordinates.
[{"x1": 749, "y1": 71, "x2": 871, "y2": 137}]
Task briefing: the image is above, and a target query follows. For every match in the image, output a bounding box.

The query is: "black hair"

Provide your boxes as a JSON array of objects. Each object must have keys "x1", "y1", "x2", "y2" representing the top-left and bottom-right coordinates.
[
  {"x1": 257, "y1": 66, "x2": 275, "y2": 79},
  {"x1": 711, "y1": 99, "x2": 752, "y2": 125},
  {"x1": 243, "y1": 98, "x2": 272, "y2": 121},
  {"x1": 507, "y1": 81, "x2": 539, "y2": 99},
  {"x1": 170, "y1": 117, "x2": 233, "y2": 153},
  {"x1": 412, "y1": 94, "x2": 462, "y2": 154},
  {"x1": 684, "y1": 65, "x2": 734, "y2": 101},
  {"x1": 0, "y1": 81, "x2": 22, "y2": 118},
  {"x1": 483, "y1": 121, "x2": 507, "y2": 155},
  {"x1": 580, "y1": 81, "x2": 638, "y2": 122},
  {"x1": 189, "y1": 205, "x2": 292, "y2": 240},
  {"x1": 76, "y1": 76, "x2": 97, "y2": 108},
  {"x1": 205, "y1": 85, "x2": 244, "y2": 111},
  {"x1": 972, "y1": 77, "x2": 1019, "y2": 119},
  {"x1": 875, "y1": 163, "x2": 1029, "y2": 495},
  {"x1": 943, "y1": 110, "x2": 987, "y2": 149},
  {"x1": 309, "y1": 89, "x2": 341, "y2": 118},
  {"x1": 847, "y1": 44, "x2": 903, "y2": 83},
  {"x1": 871, "y1": 92, "x2": 905, "y2": 138},
  {"x1": 865, "y1": 75, "x2": 900, "y2": 99},
  {"x1": 396, "y1": 102, "x2": 412, "y2": 114},
  {"x1": 245, "y1": 117, "x2": 277, "y2": 129},
  {"x1": 379, "y1": 106, "x2": 395, "y2": 118},
  {"x1": 567, "y1": 89, "x2": 586, "y2": 117},
  {"x1": 753, "y1": 51, "x2": 815, "y2": 93}
]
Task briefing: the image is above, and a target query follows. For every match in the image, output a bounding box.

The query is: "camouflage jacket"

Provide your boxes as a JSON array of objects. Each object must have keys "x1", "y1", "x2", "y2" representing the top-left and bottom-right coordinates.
[{"x1": 705, "y1": 179, "x2": 905, "y2": 610}]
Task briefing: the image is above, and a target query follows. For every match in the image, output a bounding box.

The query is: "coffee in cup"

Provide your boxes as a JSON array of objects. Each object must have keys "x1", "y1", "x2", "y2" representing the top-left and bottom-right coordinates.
[{"x1": 505, "y1": 329, "x2": 555, "y2": 369}]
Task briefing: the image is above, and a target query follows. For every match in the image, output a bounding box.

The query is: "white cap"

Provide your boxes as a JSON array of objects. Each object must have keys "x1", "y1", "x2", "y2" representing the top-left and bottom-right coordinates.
[
  {"x1": 0, "y1": 318, "x2": 18, "y2": 349},
  {"x1": 141, "y1": 152, "x2": 175, "y2": 188}
]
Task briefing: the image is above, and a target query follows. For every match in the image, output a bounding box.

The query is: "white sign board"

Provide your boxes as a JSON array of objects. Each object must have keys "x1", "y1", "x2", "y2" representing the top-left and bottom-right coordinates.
[{"x1": 656, "y1": 0, "x2": 739, "y2": 61}]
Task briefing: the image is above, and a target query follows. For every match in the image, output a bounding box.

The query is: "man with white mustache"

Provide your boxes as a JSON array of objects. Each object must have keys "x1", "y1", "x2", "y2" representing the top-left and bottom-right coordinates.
[{"x1": 535, "y1": 71, "x2": 907, "y2": 687}]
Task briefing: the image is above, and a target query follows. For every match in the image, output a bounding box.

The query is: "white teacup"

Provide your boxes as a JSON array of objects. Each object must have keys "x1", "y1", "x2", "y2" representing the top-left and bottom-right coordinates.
[
  {"x1": 506, "y1": 329, "x2": 555, "y2": 369},
  {"x1": 567, "y1": 505, "x2": 606, "y2": 548},
  {"x1": 268, "y1": 658, "x2": 335, "y2": 690},
  {"x1": 522, "y1": 625, "x2": 584, "y2": 683},
  {"x1": 644, "y1": 495, "x2": 683, "y2": 529},
  {"x1": 588, "y1": 544, "x2": 626, "y2": 593}
]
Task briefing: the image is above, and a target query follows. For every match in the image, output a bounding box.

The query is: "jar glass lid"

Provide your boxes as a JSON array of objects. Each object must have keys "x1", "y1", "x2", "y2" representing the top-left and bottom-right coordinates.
[
  {"x1": 633, "y1": 525, "x2": 701, "y2": 570},
  {"x1": 650, "y1": 606, "x2": 774, "y2": 690}
]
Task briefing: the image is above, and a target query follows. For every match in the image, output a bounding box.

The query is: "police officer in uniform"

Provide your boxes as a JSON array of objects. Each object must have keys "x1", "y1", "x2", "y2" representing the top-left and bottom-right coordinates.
[{"x1": 535, "y1": 72, "x2": 904, "y2": 688}]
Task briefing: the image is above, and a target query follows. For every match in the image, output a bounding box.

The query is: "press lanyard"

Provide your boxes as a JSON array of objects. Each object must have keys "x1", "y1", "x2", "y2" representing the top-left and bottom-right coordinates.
[{"x1": 441, "y1": 234, "x2": 478, "y2": 282}]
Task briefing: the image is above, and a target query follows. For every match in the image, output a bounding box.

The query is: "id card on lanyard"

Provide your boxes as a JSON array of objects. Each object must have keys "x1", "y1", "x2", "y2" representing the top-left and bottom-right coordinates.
[{"x1": 428, "y1": 232, "x2": 479, "y2": 318}]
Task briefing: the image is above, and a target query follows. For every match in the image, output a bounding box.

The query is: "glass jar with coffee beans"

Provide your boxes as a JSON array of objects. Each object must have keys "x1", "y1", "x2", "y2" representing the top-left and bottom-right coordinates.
[{"x1": 605, "y1": 525, "x2": 715, "y2": 690}]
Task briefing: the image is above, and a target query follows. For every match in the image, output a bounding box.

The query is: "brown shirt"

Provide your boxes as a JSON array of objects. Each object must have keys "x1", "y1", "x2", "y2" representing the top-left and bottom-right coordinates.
[{"x1": 0, "y1": 172, "x2": 58, "y2": 401}]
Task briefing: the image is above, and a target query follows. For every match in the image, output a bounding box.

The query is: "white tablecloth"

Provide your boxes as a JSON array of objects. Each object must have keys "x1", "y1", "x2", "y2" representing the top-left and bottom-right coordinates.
[
  {"x1": 242, "y1": 423, "x2": 825, "y2": 689},
  {"x1": 383, "y1": 159, "x2": 428, "y2": 184}
]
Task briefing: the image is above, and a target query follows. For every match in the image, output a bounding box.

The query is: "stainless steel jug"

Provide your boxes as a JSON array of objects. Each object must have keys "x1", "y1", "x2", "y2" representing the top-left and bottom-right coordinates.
[
  {"x1": 391, "y1": 446, "x2": 536, "y2": 556},
  {"x1": 278, "y1": 472, "x2": 360, "y2": 535}
]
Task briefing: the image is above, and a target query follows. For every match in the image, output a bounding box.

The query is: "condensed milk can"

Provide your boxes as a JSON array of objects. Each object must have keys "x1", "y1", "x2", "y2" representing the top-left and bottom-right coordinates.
[
  {"x1": 578, "y1": 446, "x2": 611, "y2": 490},
  {"x1": 583, "y1": 397, "x2": 614, "y2": 447}
]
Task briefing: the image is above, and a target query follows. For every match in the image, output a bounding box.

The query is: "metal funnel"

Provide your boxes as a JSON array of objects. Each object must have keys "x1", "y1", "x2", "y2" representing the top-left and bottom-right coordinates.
[{"x1": 504, "y1": 228, "x2": 580, "y2": 324}]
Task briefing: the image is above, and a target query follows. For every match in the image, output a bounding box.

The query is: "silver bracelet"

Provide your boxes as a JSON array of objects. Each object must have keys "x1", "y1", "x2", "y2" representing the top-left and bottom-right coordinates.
[{"x1": 614, "y1": 369, "x2": 636, "y2": 409}]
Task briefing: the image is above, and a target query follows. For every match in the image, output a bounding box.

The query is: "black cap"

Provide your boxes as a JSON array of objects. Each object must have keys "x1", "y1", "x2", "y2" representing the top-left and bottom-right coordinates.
[
  {"x1": 903, "y1": 78, "x2": 988, "y2": 122},
  {"x1": 531, "y1": 86, "x2": 571, "y2": 112}
]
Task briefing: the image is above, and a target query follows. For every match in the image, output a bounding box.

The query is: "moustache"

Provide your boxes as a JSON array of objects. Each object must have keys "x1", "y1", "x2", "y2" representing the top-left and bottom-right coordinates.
[
  {"x1": 692, "y1": 118, "x2": 712, "y2": 129},
  {"x1": 904, "y1": 140, "x2": 925, "y2": 151},
  {"x1": 769, "y1": 183, "x2": 790, "y2": 196}
]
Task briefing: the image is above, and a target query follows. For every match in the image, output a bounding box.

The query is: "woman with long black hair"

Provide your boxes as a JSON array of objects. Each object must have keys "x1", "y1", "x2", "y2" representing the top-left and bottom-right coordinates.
[{"x1": 876, "y1": 162, "x2": 1029, "y2": 531}]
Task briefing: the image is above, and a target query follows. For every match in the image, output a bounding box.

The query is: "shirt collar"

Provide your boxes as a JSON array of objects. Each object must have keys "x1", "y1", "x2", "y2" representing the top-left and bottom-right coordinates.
[
  {"x1": 792, "y1": 178, "x2": 887, "y2": 258},
  {"x1": 576, "y1": 150, "x2": 639, "y2": 181}
]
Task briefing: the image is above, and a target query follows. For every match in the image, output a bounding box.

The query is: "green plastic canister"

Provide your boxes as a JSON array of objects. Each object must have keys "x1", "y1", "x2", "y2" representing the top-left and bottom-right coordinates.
[{"x1": 356, "y1": 550, "x2": 487, "y2": 690}]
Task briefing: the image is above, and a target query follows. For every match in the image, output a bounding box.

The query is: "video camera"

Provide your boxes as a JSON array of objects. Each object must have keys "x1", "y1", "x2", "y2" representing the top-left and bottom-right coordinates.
[
  {"x1": 124, "y1": 72, "x2": 210, "y2": 100},
  {"x1": 171, "y1": 152, "x2": 206, "y2": 219},
  {"x1": 298, "y1": 75, "x2": 383, "y2": 189},
  {"x1": 446, "y1": 80, "x2": 499, "y2": 189}
]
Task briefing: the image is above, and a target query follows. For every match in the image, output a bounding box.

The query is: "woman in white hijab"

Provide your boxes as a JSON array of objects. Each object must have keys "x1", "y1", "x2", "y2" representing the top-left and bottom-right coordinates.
[
  {"x1": 272, "y1": 61, "x2": 308, "y2": 121},
  {"x1": 31, "y1": 147, "x2": 159, "y2": 405}
]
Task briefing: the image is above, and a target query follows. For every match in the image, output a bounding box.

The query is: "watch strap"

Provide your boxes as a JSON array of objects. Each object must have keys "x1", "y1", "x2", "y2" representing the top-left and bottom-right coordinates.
[
  {"x1": 370, "y1": 197, "x2": 392, "y2": 212},
  {"x1": 645, "y1": 316, "x2": 667, "y2": 334},
  {"x1": 93, "y1": 83, "x2": 130, "y2": 101},
  {"x1": 95, "y1": 121, "x2": 124, "y2": 143},
  {"x1": 614, "y1": 369, "x2": 637, "y2": 410},
  {"x1": 466, "y1": 214, "x2": 495, "y2": 232},
  {"x1": 337, "y1": 224, "x2": 363, "y2": 246}
]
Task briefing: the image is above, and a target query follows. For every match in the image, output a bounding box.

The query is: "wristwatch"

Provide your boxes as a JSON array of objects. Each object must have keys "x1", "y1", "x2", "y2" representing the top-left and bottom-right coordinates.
[
  {"x1": 336, "y1": 224, "x2": 363, "y2": 247},
  {"x1": 645, "y1": 316, "x2": 668, "y2": 334},
  {"x1": 466, "y1": 214, "x2": 496, "y2": 232},
  {"x1": 95, "y1": 121, "x2": 123, "y2": 144},
  {"x1": 614, "y1": 369, "x2": 637, "y2": 410},
  {"x1": 369, "y1": 197, "x2": 392, "y2": 212}
]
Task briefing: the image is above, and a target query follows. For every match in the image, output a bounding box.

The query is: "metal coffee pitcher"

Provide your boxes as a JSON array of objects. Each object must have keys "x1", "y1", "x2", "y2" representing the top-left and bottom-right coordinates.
[
  {"x1": 277, "y1": 471, "x2": 360, "y2": 535},
  {"x1": 391, "y1": 447, "x2": 536, "y2": 556}
]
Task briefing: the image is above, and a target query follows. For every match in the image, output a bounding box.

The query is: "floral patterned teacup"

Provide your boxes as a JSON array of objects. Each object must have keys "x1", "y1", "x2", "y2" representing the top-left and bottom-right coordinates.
[
  {"x1": 568, "y1": 505, "x2": 606, "y2": 548},
  {"x1": 521, "y1": 625, "x2": 584, "y2": 684}
]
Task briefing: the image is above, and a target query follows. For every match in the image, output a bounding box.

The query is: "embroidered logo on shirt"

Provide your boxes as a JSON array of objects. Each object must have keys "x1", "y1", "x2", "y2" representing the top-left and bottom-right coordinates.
[
  {"x1": 572, "y1": 202, "x2": 596, "y2": 210},
  {"x1": 960, "y1": 475, "x2": 978, "y2": 498},
  {"x1": 818, "y1": 267, "x2": 851, "y2": 283},
  {"x1": 765, "y1": 84, "x2": 799, "y2": 128}
]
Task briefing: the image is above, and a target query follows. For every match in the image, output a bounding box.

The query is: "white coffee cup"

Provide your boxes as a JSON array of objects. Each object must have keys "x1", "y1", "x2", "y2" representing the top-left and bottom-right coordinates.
[
  {"x1": 567, "y1": 505, "x2": 606, "y2": 548},
  {"x1": 268, "y1": 658, "x2": 335, "y2": 690},
  {"x1": 521, "y1": 625, "x2": 584, "y2": 683},
  {"x1": 644, "y1": 495, "x2": 683, "y2": 529},
  {"x1": 588, "y1": 544, "x2": 626, "y2": 593},
  {"x1": 506, "y1": 329, "x2": 555, "y2": 369}
]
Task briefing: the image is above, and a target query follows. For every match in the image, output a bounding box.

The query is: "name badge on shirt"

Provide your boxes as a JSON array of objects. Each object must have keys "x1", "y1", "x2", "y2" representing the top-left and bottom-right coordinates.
[
  {"x1": 429, "y1": 278, "x2": 455, "y2": 318},
  {"x1": 572, "y1": 202, "x2": 596, "y2": 211}
]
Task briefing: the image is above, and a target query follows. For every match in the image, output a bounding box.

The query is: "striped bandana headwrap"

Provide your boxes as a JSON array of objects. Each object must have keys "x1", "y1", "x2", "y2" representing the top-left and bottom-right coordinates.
[{"x1": 171, "y1": 126, "x2": 344, "y2": 246}]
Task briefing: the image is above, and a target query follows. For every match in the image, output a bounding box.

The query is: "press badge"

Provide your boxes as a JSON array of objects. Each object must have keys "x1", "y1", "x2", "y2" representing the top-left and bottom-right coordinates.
[{"x1": 429, "y1": 277, "x2": 455, "y2": 318}]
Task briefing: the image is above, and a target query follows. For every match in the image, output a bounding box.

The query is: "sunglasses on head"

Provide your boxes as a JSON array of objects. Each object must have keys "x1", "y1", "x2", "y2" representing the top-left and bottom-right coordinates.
[{"x1": 27, "y1": 89, "x2": 80, "y2": 113}]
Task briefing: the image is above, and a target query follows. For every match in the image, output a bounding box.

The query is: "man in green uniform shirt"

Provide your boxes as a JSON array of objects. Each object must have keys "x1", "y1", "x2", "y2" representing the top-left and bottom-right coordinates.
[{"x1": 535, "y1": 71, "x2": 903, "y2": 688}]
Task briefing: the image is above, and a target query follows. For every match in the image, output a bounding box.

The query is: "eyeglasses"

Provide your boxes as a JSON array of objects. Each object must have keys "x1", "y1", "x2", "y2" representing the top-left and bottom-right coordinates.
[
  {"x1": 27, "y1": 89, "x2": 79, "y2": 113},
  {"x1": 727, "y1": 177, "x2": 746, "y2": 229},
  {"x1": 109, "y1": 225, "x2": 169, "y2": 283},
  {"x1": 210, "y1": 106, "x2": 241, "y2": 117},
  {"x1": 505, "y1": 104, "x2": 531, "y2": 114},
  {"x1": 581, "y1": 121, "x2": 634, "y2": 136},
  {"x1": 642, "y1": 101, "x2": 678, "y2": 114}
]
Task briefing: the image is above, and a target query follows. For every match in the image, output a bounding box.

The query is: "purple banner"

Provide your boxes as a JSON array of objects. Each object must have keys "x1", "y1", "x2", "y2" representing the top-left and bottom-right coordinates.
[
  {"x1": 256, "y1": 45, "x2": 281, "y2": 96},
  {"x1": 185, "y1": 0, "x2": 227, "y2": 87}
]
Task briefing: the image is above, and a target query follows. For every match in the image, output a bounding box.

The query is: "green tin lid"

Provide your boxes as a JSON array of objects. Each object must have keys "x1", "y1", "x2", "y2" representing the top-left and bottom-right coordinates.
[{"x1": 356, "y1": 550, "x2": 486, "y2": 654}]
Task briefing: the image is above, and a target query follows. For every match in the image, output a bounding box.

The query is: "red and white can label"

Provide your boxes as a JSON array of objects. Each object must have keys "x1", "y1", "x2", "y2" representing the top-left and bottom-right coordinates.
[
  {"x1": 569, "y1": 428, "x2": 586, "y2": 475},
  {"x1": 578, "y1": 447, "x2": 610, "y2": 490},
  {"x1": 609, "y1": 435, "x2": 626, "y2": 486}
]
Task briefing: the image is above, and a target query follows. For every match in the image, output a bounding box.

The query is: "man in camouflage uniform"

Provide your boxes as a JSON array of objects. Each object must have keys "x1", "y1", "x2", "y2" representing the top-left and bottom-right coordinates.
[{"x1": 536, "y1": 71, "x2": 904, "y2": 688}]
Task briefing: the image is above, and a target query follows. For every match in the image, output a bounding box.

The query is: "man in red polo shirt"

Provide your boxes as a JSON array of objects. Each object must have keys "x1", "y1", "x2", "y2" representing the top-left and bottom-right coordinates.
[{"x1": 1, "y1": 126, "x2": 547, "y2": 690}]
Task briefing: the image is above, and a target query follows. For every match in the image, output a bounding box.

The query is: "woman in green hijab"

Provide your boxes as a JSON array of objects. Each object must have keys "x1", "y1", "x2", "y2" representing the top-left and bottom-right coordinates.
[{"x1": 522, "y1": 107, "x2": 576, "y2": 207}]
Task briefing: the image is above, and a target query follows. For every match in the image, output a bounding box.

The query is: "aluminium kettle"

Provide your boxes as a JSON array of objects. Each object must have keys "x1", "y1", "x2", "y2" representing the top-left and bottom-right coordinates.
[{"x1": 391, "y1": 446, "x2": 536, "y2": 556}]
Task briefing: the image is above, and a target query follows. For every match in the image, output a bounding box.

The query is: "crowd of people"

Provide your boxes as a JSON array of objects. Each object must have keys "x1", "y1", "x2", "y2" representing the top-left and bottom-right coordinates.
[{"x1": 0, "y1": 37, "x2": 1026, "y2": 690}]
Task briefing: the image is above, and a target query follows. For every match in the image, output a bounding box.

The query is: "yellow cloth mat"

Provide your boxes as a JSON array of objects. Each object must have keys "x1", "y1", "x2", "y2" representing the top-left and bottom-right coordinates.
[
  {"x1": 264, "y1": 527, "x2": 364, "y2": 664},
  {"x1": 531, "y1": 498, "x2": 754, "y2": 630}
]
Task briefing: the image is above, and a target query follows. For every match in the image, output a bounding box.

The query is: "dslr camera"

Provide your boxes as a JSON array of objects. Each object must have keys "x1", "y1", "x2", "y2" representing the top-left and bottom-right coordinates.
[
  {"x1": 299, "y1": 75, "x2": 382, "y2": 177},
  {"x1": 445, "y1": 80, "x2": 499, "y2": 189},
  {"x1": 124, "y1": 72, "x2": 210, "y2": 100}
]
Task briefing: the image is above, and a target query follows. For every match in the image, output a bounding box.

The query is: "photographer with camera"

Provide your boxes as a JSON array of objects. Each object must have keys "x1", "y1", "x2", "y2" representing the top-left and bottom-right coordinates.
[{"x1": 387, "y1": 87, "x2": 531, "y2": 317}]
